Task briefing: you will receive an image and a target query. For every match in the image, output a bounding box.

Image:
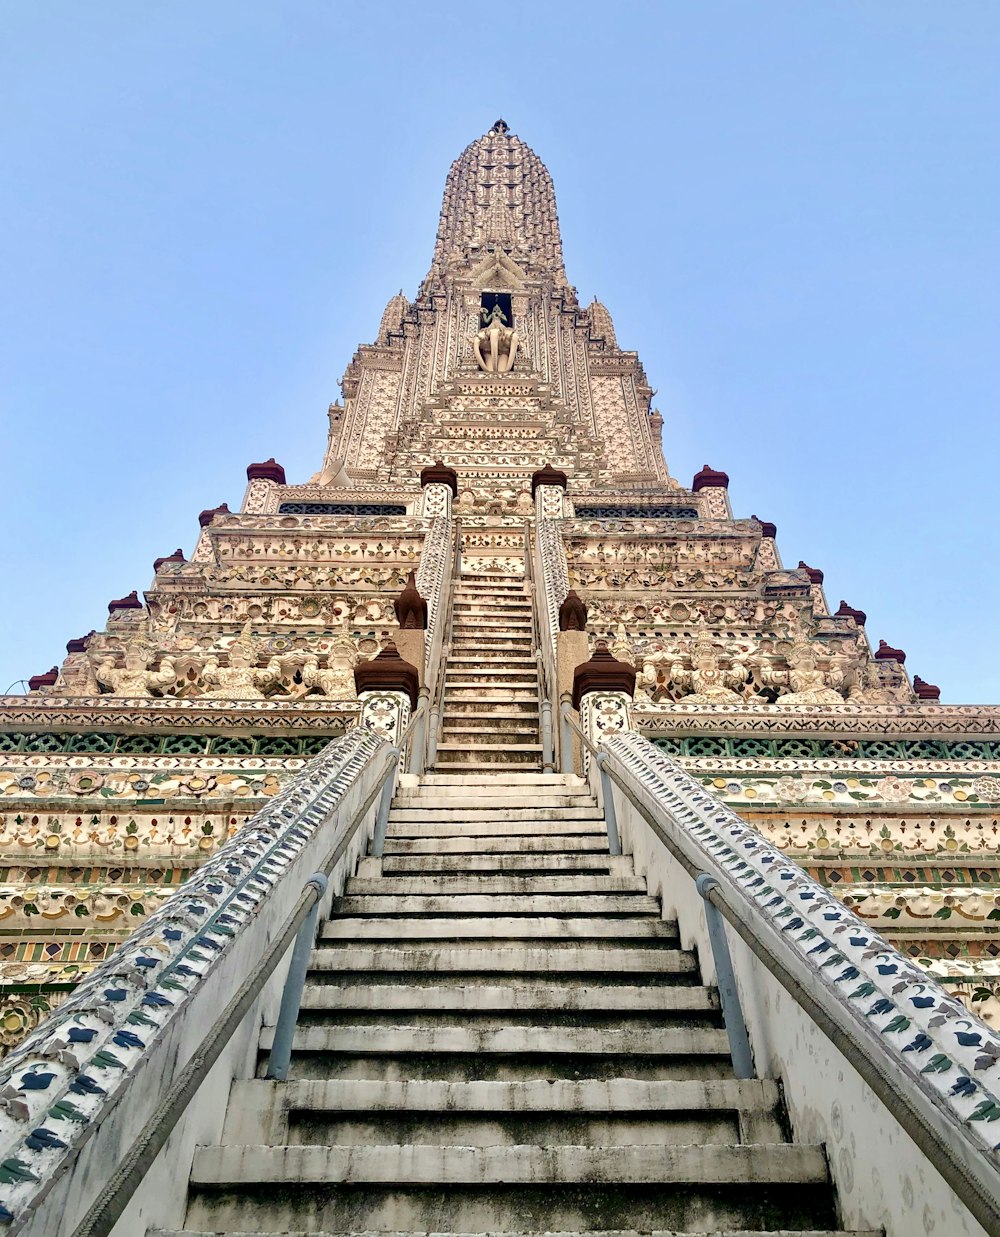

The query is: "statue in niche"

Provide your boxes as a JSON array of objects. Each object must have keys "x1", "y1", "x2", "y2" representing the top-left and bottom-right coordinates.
[
  {"x1": 96, "y1": 633, "x2": 176, "y2": 697},
  {"x1": 473, "y1": 303, "x2": 519, "y2": 374},
  {"x1": 200, "y1": 621, "x2": 282, "y2": 700},
  {"x1": 761, "y1": 641, "x2": 846, "y2": 706},
  {"x1": 302, "y1": 630, "x2": 358, "y2": 700},
  {"x1": 671, "y1": 637, "x2": 749, "y2": 705},
  {"x1": 635, "y1": 641, "x2": 674, "y2": 702}
]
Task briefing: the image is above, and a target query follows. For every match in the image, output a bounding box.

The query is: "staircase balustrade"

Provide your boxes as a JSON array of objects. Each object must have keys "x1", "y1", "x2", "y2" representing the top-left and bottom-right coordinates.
[
  {"x1": 593, "y1": 722, "x2": 1000, "y2": 1237},
  {"x1": 532, "y1": 516, "x2": 568, "y2": 770},
  {"x1": 0, "y1": 728, "x2": 397, "y2": 1237},
  {"x1": 422, "y1": 517, "x2": 461, "y2": 771}
]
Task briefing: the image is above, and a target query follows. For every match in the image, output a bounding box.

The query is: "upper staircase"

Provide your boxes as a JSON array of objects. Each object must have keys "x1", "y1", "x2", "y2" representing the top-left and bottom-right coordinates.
[
  {"x1": 153, "y1": 770, "x2": 874, "y2": 1237},
  {"x1": 435, "y1": 571, "x2": 544, "y2": 773}
]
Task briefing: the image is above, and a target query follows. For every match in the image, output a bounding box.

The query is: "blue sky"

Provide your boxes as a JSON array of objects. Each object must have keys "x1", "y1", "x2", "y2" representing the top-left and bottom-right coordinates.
[{"x1": 2, "y1": 2, "x2": 998, "y2": 701}]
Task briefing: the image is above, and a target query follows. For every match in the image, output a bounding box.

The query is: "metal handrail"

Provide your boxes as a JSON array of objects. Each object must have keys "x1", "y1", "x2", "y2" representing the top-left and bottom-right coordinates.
[
  {"x1": 70, "y1": 741, "x2": 396, "y2": 1237},
  {"x1": 559, "y1": 703, "x2": 620, "y2": 855},
  {"x1": 370, "y1": 701, "x2": 427, "y2": 858},
  {"x1": 425, "y1": 519, "x2": 461, "y2": 769},
  {"x1": 522, "y1": 526, "x2": 554, "y2": 766},
  {"x1": 598, "y1": 736, "x2": 1000, "y2": 1237}
]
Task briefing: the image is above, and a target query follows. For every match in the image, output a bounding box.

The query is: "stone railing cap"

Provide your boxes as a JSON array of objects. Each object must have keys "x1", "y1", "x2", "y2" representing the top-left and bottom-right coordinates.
[
  {"x1": 531, "y1": 462, "x2": 568, "y2": 495},
  {"x1": 246, "y1": 458, "x2": 286, "y2": 485},
  {"x1": 419, "y1": 461, "x2": 458, "y2": 495},
  {"x1": 691, "y1": 464, "x2": 729, "y2": 491},
  {"x1": 572, "y1": 640, "x2": 635, "y2": 709},
  {"x1": 198, "y1": 502, "x2": 231, "y2": 528},
  {"x1": 354, "y1": 640, "x2": 420, "y2": 709}
]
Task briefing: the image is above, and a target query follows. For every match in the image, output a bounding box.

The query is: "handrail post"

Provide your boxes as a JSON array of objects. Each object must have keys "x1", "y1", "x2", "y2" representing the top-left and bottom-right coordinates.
[
  {"x1": 410, "y1": 686, "x2": 430, "y2": 775},
  {"x1": 559, "y1": 691, "x2": 574, "y2": 775},
  {"x1": 594, "y1": 752, "x2": 621, "y2": 856},
  {"x1": 695, "y1": 873, "x2": 754, "y2": 1080},
  {"x1": 265, "y1": 873, "x2": 328, "y2": 1082},
  {"x1": 370, "y1": 749, "x2": 401, "y2": 858},
  {"x1": 538, "y1": 654, "x2": 554, "y2": 770},
  {"x1": 427, "y1": 700, "x2": 440, "y2": 769}
]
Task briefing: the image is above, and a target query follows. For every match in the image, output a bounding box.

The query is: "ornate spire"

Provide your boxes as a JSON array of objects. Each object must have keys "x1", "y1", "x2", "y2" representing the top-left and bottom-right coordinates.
[
  {"x1": 424, "y1": 122, "x2": 567, "y2": 289},
  {"x1": 588, "y1": 298, "x2": 617, "y2": 347},
  {"x1": 377, "y1": 291, "x2": 409, "y2": 344}
]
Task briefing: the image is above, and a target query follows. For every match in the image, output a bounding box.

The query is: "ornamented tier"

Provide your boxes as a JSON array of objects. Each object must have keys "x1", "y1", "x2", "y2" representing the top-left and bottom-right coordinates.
[{"x1": 3, "y1": 119, "x2": 998, "y2": 1057}]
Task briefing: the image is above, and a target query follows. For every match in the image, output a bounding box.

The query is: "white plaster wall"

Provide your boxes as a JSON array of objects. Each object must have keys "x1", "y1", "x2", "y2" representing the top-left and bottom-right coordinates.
[
  {"x1": 17, "y1": 748, "x2": 391, "y2": 1237},
  {"x1": 602, "y1": 763, "x2": 991, "y2": 1237}
]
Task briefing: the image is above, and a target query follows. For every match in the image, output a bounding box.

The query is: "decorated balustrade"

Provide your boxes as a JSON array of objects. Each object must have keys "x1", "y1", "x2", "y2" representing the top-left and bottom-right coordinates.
[
  {"x1": 586, "y1": 714, "x2": 1000, "y2": 1236},
  {"x1": 0, "y1": 726, "x2": 395, "y2": 1235}
]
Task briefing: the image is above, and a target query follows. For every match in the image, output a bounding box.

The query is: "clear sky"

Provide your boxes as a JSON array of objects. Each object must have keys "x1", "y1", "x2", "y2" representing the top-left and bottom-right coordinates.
[{"x1": 2, "y1": 2, "x2": 998, "y2": 701}]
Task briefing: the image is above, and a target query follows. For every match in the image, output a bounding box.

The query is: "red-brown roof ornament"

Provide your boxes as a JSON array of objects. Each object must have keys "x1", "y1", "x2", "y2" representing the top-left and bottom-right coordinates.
[
  {"x1": 199, "y1": 502, "x2": 230, "y2": 528},
  {"x1": 246, "y1": 458, "x2": 286, "y2": 484},
  {"x1": 558, "y1": 590, "x2": 588, "y2": 632},
  {"x1": 419, "y1": 461, "x2": 458, "y2": 495},
  {"x1": 65, "y1": 632, "x2": 95, "y2": 654},
  {"x1": 354, "y1": 640, "x2": 420, "y2": 709},
  {"x1": 797, "y1": 561, "x2": 824, "y2": 585},
  {"x1": 108, "y1": 591, "x2": 142, "y2": 614},
  {"x1": 394, "y1": 570, "x2": 428, "y2": 630},
  {"x1": 153, "y1": 549, "x2": 186, "y2": 573},
  {"x1": 531, "y1": 462, "x2": 568, "y2": 495},
  {"x1": 691, "y1": 464, "x2": 729, "y2": 492},
  {"x1": 913, "y1": 676, "x2": 941, "y2": 701},
  {"x1": 571, "y1": 640, "x2": 636, "y2": 710},
  {"x1": 28, "y1": 667, "x2": 59, "y2": 691},
  {"x1": 835, "y1": 600, "x2": 867, "y2": 627},
  {"x1": 752, "y1": 515, "x2": 777, "y2": 539},
  {"x1": 875, "y1": 640, "x2": 906, "y2": 665}
]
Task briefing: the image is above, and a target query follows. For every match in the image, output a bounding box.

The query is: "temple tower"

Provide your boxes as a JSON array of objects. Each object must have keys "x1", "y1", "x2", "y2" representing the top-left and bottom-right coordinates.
[{"x1": 2, "y1": 119, "x2": 1000, "y2": 1057}]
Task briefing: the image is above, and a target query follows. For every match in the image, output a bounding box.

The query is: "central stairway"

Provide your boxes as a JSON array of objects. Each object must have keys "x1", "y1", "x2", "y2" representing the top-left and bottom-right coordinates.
[
  {"x1": 435, "y1": 571, "x2": 544, "y2": 772},
  {"x1": 156, "y1": 770, "x2": 873, "y2": 1237}
]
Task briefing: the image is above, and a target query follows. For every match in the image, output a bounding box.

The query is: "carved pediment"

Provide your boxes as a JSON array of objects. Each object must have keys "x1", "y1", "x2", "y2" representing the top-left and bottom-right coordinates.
[{"x1": 467, "y1": 248, "x2": 529, "y2": 291}]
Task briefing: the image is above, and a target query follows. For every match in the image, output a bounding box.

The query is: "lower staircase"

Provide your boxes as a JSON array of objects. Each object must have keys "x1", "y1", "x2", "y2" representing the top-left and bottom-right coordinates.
[{"x1": 155, "y1": 771, "x2": 873, "y2": 1237}]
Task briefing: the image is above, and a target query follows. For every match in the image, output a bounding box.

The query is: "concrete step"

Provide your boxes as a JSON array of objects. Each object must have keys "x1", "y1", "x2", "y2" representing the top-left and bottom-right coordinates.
[
  {"x1": 435, "y1": 744, "x2": 543, "y2": 760},
  {"x1": 379, "y1": 854, "x2": 616, "y2": 875},
  {"x1": 435, "y1": 740, "x2": 543, "y2": 752},
  {"x1": 394, "y1": 786, "x2": 591, "y2": 802},
  {"x1": 444, "y1": 672, "x2": 538, "y2": 684},
  {"x1": 439, "y1": 728, "x2": 542, "y2": 744},
  {"x1": 346, "y1": 876, "x2": 647, "y2": 895},
  {"x1": 432, "y1": 763, "x2": 545, "y2": 774},
  {"x1": 319, "y1": 916, "x2": 677, "y2": 941},
  {"x1": 385, "y1": 817, "x2": 606, "y2": 835},
  {"x1": 451, "y1": 622, "x2": 534, "y2": 632},
  {"x1": 382, "y1": 834, "x2": 610, "y2": 853},
  {"x1": 433, "y1": 752, "x2": 542, "y2": 761},
  {"x1": 306, "y1": 946, "x2": 697, "y2": 974},
  {"x1": 438, "y1": 707, "x2": 539, "y2": 717},
  {"x1": 259, "y1": 1024, "x2": 729, "y2": 1058},
  {"x1": 185, "y1": 1143, "x2": 833, "y2": 1235},
  {"x1": 411, "y1": 773, "x2": 585, "y2": 785},
  {"x1": 442, "y1": 687, "x2": 539, "y2": 700},
  {"x1": 159, "y1": 1230, "x2": 876, "y2": 1237},
  {"x1": 453, "y1": 602, "x2": 533, "y2": 613},
  {"x1": 222, "y1": 1078, "x2": 783, "y2": 1148},
  {"x1": 390, "y1": 799, "x2": 597, "y2": 813},
  {"x1": 330, "y1": 894, "x2": 662, "y2": 915},
  {"x1": 298, "y1": 982, "x2": 711, "y2": 1013},
  {"x1": 447, "y1": 658, "x2": 538, "y2": 669},
  {"x1": 451, "y1": 634, "x2": 534, "y2": 644}
]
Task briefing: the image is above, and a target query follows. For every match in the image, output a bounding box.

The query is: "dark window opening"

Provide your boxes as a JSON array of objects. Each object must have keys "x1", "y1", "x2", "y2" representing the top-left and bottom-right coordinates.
[{"x1": 480, "y1": 291, "x2": 513, "y2": 328}]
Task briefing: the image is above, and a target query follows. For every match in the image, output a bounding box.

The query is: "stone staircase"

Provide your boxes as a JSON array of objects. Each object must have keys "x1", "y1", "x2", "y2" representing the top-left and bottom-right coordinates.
[
  {"x1": 434, "y1": 572, "x2": 544, "y2": 773},
  {"x1": 154, "y1": 771, "x2": 872, "y2": 1237}
]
